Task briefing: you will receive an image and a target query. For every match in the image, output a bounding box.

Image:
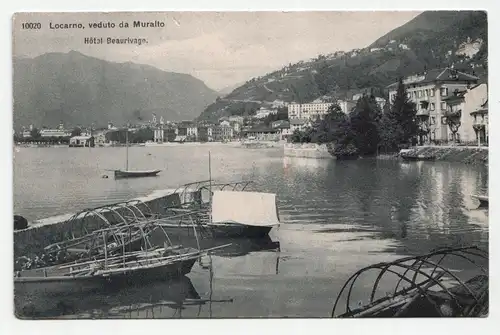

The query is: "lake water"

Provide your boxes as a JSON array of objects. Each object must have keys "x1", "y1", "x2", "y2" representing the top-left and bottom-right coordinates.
[{"x1": 13, "y1": 144, "x2": 489, "y2": 318}]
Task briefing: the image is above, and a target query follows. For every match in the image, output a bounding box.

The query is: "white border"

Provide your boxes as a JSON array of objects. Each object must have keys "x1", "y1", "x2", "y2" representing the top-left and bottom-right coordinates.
[{"x1": 2, "y1": 1, "x2": 498, "y2": 335}]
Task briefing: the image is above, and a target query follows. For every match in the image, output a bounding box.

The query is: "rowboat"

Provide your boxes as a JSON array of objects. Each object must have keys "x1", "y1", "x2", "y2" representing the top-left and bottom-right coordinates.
[
  {"x1": 15, "y1": 202, "x2": 162, "y2": 270},
  {"x1": 114, "y1": 169, "x2": 161, "y2": 179},
  {"x1": 471, "y1": 194, "x2": 488, "y2": 207},
  {"x1": 159, "y1": 190, "x2": 281, "y2": 239},
  {"x1": 14, "y1": 240, "x2": 230, "y2": 296},
  {"x1": 331, "y1": 246, "x2": 488, "y2": 318},
  {"x1": 110, "y1": 126, "x2": 161, "y2": 179},
  {"x1": 15, "y1": 245, "x2": 201, "y2": 295}
]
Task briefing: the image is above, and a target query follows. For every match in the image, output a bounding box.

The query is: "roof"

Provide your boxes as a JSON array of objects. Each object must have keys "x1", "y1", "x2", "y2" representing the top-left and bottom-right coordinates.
[
  {"x1": 244, "y1": 126, "x2": 277, "y2": 133},
  {"x1": 387, "y1": 68, "x2": 479, "y2": 89},
  {"x1": 272, "y1": 120, "x2": 290, "y2": 129},
  {"x1": 210, "y1": 191, "x2": 280, "y2": 227},
  {"x1": 70, "y1": 136, "x2": 92, "y2": 140}
]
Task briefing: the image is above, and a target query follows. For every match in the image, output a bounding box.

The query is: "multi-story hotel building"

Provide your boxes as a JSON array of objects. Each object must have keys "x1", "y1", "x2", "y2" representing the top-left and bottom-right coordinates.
[
  {"x1": 387, "y1": 68, "x2": 479, "y2": 143},
  {"x1": 287, "y1": 102, "x2": 334, "y2": 120}
]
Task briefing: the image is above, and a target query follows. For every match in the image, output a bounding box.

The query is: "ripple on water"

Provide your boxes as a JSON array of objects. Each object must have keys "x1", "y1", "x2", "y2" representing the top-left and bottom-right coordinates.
[{"x1": 13, "y1": 148, "x2": 488, "y2": 318}]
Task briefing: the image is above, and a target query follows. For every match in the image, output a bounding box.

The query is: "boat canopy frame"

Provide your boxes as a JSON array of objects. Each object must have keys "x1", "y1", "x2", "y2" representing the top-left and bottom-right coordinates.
[{"x1": 331, "y1": 246, "x2": 488, "y2": 318}]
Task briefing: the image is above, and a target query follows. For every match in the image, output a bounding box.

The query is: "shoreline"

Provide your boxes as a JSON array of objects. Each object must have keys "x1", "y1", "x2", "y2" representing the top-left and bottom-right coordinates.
[{"x1": 14, "y1": 141, "x2": 284, "y2": 149}]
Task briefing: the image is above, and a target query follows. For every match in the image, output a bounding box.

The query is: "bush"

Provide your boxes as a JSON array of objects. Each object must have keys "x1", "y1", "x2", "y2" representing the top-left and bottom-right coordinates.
[{"x1": 332, "y1": 142, "x2": 359, "y2": 159}]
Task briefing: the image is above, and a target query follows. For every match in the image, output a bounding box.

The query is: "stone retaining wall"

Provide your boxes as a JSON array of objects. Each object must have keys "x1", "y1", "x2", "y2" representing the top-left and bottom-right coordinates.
[
  {"x1": 406, "y1": 146, "x2": 488, "y2": 165},
  {"x1": 284, "y1": 143, "x2": 333, "y2": 159}
]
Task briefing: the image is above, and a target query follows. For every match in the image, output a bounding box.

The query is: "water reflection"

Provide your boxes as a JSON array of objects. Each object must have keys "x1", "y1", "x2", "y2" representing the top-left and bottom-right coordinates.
[
  {"x1": 14, "y1": 147, "x2": 488, "y2": 318},
  {"x1": 283, "y1": 156, "x2": 331, "y2": 172}
]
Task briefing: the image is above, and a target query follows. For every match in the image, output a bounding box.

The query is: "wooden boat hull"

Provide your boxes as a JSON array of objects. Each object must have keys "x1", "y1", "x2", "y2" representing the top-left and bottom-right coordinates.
[
  {"x1": 149, "y1": 230, "x2": 279, "y2": 256},
  {"x1": 158, "y1": 222, "x2": 273, "y2": 240},
  {"x1": 114, "y1": 170, "x2": 161, "y2": 179},
  {"x1": 472, "y1": 194, "x2": 488, "y2": 207},
  {"x1": 400, "y1": 155, "x2": 436, "y2": 161},
  {"x1": 14, "y1": 257, "x2": 197, "y2": 297}
]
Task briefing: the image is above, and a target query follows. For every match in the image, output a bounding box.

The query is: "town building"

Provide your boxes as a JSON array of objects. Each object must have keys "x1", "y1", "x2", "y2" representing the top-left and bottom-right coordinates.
[
  {"x1": 243, "y1": 126, "x2": 281, "y2": 141},
  {"x1": 387, "y1": 68, "x2": 479, "y2": 143},
  {"x1": 338, "y1": 99, "x2": 357, "y2": 114},
  {"x1": 22, "y1": 125, "x2": 33, "y2": 138},
  {"x1": 153, "y1": 126, "x2": 165, "y2": 142},
  {"x1": 287, "y1": 103, "x2": 334, "y2": 120},
  {"x1": 69, "y1": 135, "x2": 95, "y2": 147},
  {"x1": 289, "y1": 118, "x2": 311, "y2": 133},
  {"x1": 471, "y1": 99, "x2": 488, "y2": 146},
  {"x1": 441, "y1": 83, "x2": 488, "y2": 145},
  {"x1": 177, "y1": 121, "x2": 197, "y2": 141},
  {"x1": 254, "y1": 108, "x2": 277, "y2": 119},
  {"x1": 219, "y1": 121, "x2": 234, "y2": 141},
  {"x1": 228, "y1": 115, "x2": 244, "y2": 124},
  {"x1": 36, "y1": 123, "x2": 71, "y2": 138},
  {"x1": 197, "y1": 124, "x2": 215, "y2": 142},
  {"x1": 230, "y1": 121, "x2": 241, "y2": 136},
  {"x1": 271, "y1": 120, "x2": 291, "y2": 140},
  {"x1": 94, "y1": 131, "x2": 107, "y2": 145}
]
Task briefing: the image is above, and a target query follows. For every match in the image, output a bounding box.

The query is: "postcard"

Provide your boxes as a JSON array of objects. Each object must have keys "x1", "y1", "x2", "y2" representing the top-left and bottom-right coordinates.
[{"x1": 12, "y1": 10, "x2": 488, "y2": 319}]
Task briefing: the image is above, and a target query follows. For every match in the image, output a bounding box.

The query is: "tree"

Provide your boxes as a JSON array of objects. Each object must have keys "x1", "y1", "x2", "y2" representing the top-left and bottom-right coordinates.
[
  {"x1": 71, "y1": 127, "x2": 82, "y2": 137},
  {"x1": 291, "y1": 129, "x2": 312, "y2": 143},
  {"x1": 166, "y1": 128, "x2": 177, "y2": 142},
  {"x1": 263, "y1": 108, "x2": 288, "y2": 126},
  {"x1": 349, "y1": 95, "x2": 382, "y2": 156},
  {"x1": 30, "y1": 127, "x2": 41, "y2": 139},
  {"x1": 380, "y1": 79, "x2": 418, "y2": 151},
  {"x1": 133, "y1": 109, "x2": 143, "y2": 121},
  {"x1": 311, "y1": 103, "x2": 347, "y2": 144},
  {"x1": 443, "y1": 109, "x2": 462, "y2": 143},
  {"x1": 131, "y1": 127, "x2": 154, "y2": 143}
]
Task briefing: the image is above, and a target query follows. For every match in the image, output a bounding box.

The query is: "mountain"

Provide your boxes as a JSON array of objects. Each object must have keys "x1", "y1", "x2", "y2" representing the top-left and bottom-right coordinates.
[
  {"x1": 218, "y1": 81, "x2": 246, "y2": 96},
  {"x1": 13, "y1": 51, "x2": 218, "y2": 128},
  {"x1": 198, "y1": 10, "x2": 487, "y2": 121}
]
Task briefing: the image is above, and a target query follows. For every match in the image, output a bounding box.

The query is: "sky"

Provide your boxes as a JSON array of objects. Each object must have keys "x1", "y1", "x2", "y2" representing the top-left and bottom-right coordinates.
[{"x1": 13, "y1": 11, "x2": 421, "y2": 91}]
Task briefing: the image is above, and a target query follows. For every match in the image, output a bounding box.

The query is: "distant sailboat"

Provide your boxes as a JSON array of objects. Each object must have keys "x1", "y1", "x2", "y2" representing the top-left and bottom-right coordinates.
[{"x1": 113, "y1": 126, "x2": 161, "y2": 179}]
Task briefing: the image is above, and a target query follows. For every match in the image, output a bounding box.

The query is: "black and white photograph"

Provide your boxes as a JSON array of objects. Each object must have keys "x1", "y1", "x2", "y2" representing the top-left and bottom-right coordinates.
[{"x1": 11, "y1": 9, "x2": 489, "y2": 320}]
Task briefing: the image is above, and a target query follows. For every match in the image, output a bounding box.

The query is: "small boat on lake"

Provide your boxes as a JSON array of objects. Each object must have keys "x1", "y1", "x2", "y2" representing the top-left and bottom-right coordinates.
[
  {"x1": 110, "y1": 126, "x2": 161, "y2": 179},
  {"x1": 15, "y1": 230, "x2": 230, "y2": 296},
  {"x1": 159, "y1": 190, "x2": 281, "y2": 239},
  {"x1": 14, "y1": 245, "x2": 202, "y2": 295},
  {"x1": 471, "y1": 194, "x2": 488, "y2": 207},
  {"x1": 114, "y1": 169, "x2": 161, "y2": 179}
]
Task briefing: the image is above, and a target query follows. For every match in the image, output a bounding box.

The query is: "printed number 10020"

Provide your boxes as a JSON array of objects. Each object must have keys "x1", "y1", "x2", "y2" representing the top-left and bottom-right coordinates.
[{"x1": 21, "y1": 23, "x2": 41, "y2": 29}]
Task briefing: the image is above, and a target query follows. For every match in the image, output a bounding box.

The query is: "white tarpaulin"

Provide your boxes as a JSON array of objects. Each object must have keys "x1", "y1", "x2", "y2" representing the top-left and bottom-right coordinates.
[{"x1": 210, "y1": 191, "x2": 281, "y2": 227}]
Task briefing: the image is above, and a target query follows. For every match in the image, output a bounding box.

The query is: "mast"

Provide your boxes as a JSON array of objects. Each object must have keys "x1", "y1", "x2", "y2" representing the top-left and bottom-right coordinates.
[
  {"x1": 125, "y1": 126, "x2": 129, "y2": 171},
  {"x1": 209, "y1": 151, "x2": 212, "y2": 224}
]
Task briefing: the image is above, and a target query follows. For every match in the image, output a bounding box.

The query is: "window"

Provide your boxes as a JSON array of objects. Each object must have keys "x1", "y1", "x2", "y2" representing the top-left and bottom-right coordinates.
[
  {"x1": 441, "y1": 102, "x2": 447, "y2": 110},
  {"x1": 440, "y1": 87, "x2": 448, "y2": 97},
  {"x1": 430, "y1": 89, "x2": 435, "y2": 97},
  {"x1": 430, "y1": 117, "x2": 436, "y2": 125},
  {"x1": 430, "y1": 103, "x2": 435, "y2": 111}
]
